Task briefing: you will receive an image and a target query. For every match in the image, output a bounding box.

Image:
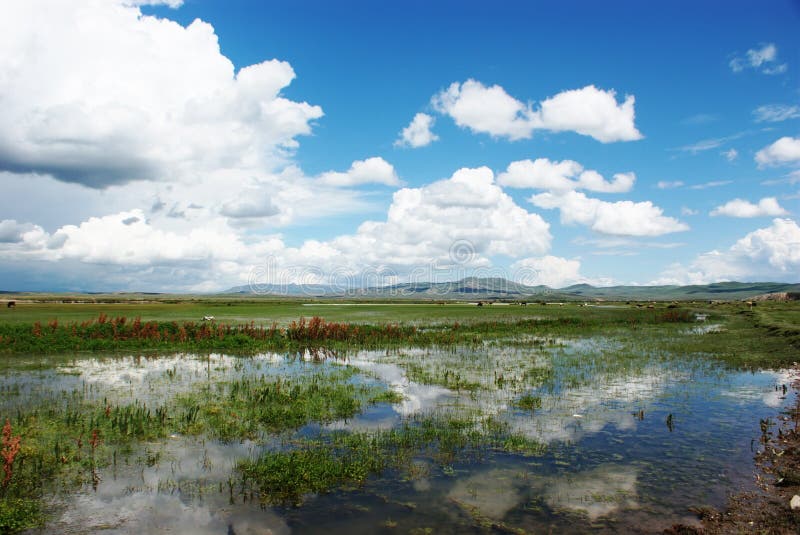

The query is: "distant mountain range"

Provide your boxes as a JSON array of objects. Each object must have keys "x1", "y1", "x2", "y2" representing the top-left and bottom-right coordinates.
[{"x1": 224, "y1": 278, "x2": 800, "y2": 301}]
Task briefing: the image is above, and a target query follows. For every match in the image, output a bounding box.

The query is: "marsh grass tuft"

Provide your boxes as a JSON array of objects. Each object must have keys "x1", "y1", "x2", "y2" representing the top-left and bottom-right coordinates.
[
  {"x1": 0, "y1": 497, "x2": 41, "y2": 533},
  {"x1": 175, "y1": 368, "x2": 403, "y2": 440},
  {"x1": 238, "y1": 415, "x2": 546, "y2": 505},
  {"x1": 515, "y1": 394, "x2": 542, "y2": 411}
]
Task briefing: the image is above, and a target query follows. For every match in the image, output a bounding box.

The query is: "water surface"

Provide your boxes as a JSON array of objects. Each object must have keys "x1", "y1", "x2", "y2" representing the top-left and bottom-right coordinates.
[{"x1": 3, "y1": 340, "x2": 793, "y2": 534}]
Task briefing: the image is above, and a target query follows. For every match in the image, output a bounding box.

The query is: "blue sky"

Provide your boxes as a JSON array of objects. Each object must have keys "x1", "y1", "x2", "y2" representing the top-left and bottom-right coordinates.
[{"x1": 0, "y1": 0, "x2": 798, "y2": 291}]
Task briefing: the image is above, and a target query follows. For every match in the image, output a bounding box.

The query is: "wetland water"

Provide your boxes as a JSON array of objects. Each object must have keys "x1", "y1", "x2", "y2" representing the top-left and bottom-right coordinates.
[{"x1": 3, "y1": 338, "x2": 795, "y2": 534}]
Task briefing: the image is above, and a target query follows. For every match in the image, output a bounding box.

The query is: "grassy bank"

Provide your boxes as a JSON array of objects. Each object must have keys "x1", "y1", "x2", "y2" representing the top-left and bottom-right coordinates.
[
  {"x1": 0, "y1": 309, "x2": 696, "y2": 355},
  {"x1": 0, "y1": 300, "x2": 556, "y2": 326},
  {"x1": 2, "y1": 302, "x2": 798, "y2": 368},
  {"x1": 0, "y1": 298, "x2": 702, "y2": 326}
]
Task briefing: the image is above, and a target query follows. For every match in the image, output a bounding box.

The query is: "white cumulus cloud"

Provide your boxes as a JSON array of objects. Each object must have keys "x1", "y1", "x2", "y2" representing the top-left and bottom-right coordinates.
[
  {"x1": 653, "y1": 218, "x2": 800, "y2": 284},
  {"x1": 0, "y1": 0, "x2": 322, "y2": 187},
  {"x1": 498, "y1": 158, "x2": 635, "y2": 193},
  {"x1": 0, "y1": 220, "x2": 42, "y2": 244},
  {"x1": 395, "y1": 113, "x2": 438, "y2": 148},
  {"x1": 531, "y1": 85, "x2": 642, "y2": 143},
  {"x1": 755, "y1": 136, "x2": 800, "y2": 167},
  {"x1": 432, "y1": 80, "x2": 642, "y2": 143},
  {"x1": 50, "y1": 210, "x2": 280, "y2": 266},
  {"x1": 306, "y1": 167, "x2": 552, "y2": 268},
  {"x1": 530, "y1": 191, "x2": 688, "y2": 237},
  {"x1": 511, "y1": 256, "x2": 609, "y2": 288},
  {"x1": 710, "y1": 197, "x2": 788, "y2": 218},
  {"x1": 432, "y1": 80, "x2": 534, "y2": 140},
  {"x1": 317, "y1": 157, "x2": 400, "y2": 187}
]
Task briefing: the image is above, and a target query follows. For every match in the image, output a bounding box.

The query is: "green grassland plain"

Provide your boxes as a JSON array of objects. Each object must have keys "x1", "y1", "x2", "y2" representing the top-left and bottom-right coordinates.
[
  {"x1": 0, "y1": 296, "x2": 635, "y2": 326},
  {"x1": 0, "y1": 295, "x2": 797, "y2": 367}
]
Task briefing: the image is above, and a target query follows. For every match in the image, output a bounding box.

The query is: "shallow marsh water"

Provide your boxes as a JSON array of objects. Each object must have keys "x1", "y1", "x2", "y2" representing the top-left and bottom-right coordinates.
[{"x1": 3, "y1": 336, "x2": 795, "y2": 534}]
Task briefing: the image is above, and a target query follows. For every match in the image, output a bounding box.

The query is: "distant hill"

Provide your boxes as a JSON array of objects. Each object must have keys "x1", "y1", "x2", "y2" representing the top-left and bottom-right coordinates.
[
  {"x1": 223, "y1": 278, "x2": 800, "y2": 301},
  {"x1": 358, "y1": 277, "x2": 558, "y2": 299},
  {"x1": 560, "y1": 281, "x2": 800, "y2": 301},
  {"x1": 226, "y1": 277, "x2": 566, "y2": 300}
]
